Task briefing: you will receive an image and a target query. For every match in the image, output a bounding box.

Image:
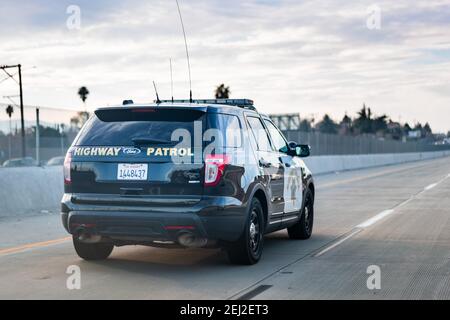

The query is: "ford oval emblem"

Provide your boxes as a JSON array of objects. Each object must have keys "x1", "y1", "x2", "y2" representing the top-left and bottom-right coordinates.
[{"x1": 122, "y1": 147, "x2": 141, "y2": 155}]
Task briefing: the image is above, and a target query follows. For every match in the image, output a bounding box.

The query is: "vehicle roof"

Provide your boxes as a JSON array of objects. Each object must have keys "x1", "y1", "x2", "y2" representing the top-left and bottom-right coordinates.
[{"x1": 96, "y1": 102, "x2": 259, "y2": 116}]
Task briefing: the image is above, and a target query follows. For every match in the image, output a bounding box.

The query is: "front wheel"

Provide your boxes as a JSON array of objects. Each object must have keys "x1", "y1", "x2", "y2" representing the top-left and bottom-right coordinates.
[
  {"x1": 288, "y1": 189, "x2": 314, "y2": 240},
  {"x1": 73, "y1": 237, "x2": 114, "y2": 261},
  {"x1": 227, "y1": 198, "x2": 264, "y2": 265}
]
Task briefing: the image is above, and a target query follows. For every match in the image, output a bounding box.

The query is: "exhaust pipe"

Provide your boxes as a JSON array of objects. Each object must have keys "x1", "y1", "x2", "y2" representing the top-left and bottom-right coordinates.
[
  {"x1": 76, "y1": 227, "x2": 102, "y2": 244},
  {"x1": 178, "y1": 232, "x2": 207, "y2": 248}
]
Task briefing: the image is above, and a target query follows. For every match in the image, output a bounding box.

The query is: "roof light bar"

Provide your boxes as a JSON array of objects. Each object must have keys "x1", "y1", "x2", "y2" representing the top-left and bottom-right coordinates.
[{"x1": 156, "y1": 98, "x2": 255, "y2": 109}]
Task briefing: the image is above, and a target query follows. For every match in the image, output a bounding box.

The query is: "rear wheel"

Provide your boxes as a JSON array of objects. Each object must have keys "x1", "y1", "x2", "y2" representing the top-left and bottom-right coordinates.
[
  {"x1": 288, "y1": 189, "x2": 314, "y2": 240},
  {"x1": 227, "y1": 198, "x2": 264, "y2": 265},
  {"x1": 73, "y1": 237, "x2": 114, "y2": 261}
]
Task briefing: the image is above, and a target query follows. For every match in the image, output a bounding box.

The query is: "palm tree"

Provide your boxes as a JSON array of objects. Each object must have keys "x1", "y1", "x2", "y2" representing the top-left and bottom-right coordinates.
[
  {"x1": 354, "y1": 104, "x2": 373, "y2": 134},
  {"x1": 373, "y1": 115, "x2": 388, "y2": 133},
  {"x1": 215, "y1": 84, "x2": 230, "y2": 99},
  {"x1": 78, "y1": 86, "x2": 90, "y2": 105}
]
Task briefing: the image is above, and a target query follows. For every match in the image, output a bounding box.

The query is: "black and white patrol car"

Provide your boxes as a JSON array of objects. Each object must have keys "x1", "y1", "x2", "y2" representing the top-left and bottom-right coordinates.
[{"x1": 61, "y1": 99, "x2": 315, "y2": 265}]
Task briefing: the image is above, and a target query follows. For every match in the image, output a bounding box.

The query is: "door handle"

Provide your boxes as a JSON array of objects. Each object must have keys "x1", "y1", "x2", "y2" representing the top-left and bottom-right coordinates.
[{"x1": 259, "y1": 159, "x2": 272, "y2": 168}]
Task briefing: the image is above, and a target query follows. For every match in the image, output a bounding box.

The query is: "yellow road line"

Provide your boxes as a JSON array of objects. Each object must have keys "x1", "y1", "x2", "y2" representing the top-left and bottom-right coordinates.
[{"x1": 0, "y1": 237, "x2": 71, "y2": 256}]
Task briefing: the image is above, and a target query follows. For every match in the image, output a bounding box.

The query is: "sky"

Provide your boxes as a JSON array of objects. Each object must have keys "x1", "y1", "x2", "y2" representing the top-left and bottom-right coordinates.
[{"x1": 0, "y1": 0, "x2": 449, "y2": 132}]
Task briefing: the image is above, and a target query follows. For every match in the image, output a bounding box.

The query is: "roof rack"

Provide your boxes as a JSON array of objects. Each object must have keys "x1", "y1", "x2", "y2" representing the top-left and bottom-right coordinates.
[{"x1": 156, "y1": 99, "x2": 256, "y2": 111}]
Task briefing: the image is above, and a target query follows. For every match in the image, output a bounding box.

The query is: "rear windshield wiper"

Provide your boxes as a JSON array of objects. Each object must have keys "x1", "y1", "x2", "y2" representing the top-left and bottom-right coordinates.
[{"x1": 132, "y1": 137, "x2": 174, "y2": 145}]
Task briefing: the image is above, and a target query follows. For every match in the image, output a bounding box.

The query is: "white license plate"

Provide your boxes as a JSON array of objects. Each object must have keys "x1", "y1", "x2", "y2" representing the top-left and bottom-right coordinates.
[{"x1": 117, "y1": 163, "x2": 148, "y2": 181}]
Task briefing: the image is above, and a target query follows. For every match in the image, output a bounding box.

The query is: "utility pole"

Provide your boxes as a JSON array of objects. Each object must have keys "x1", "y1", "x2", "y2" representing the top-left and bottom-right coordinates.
[
  {"x1": 36, "y1": 108, "x2": 40, "y2": 165},
  {"x1": 18, "y1": 64, "x2": 25, "y2": 157},
  {"x1": 0, "y1": 64, "x2": 26, "y2": 157}
]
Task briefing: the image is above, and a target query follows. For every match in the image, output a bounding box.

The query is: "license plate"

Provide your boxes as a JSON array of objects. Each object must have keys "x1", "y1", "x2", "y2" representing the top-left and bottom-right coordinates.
[{"x1": 117, "y1": 163, "x2": 148, "y2": 181}]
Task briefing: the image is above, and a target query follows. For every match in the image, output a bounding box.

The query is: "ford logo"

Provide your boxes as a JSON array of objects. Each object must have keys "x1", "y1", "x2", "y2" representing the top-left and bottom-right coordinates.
[{"x1": 122, "y1": 147, "x2": 141, "y2": 155}]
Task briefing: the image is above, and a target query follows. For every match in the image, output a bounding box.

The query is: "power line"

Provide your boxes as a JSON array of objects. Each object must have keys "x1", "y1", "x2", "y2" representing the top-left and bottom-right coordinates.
[
  {"x1": 0, "y1": 64, "x2": 25, "y2": 157},
  {"x1": 0, "y1": 102, "x2": 87, "y2": 112},
  {"x1": 1, "y1": 68, "x2": 19, "y2": 85}
]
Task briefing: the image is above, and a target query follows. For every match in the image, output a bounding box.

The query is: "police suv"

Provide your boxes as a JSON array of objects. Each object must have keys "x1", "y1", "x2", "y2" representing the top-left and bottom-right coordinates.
[{"x1": 61, "y1": 99, "x2": 315, "y2": 265}]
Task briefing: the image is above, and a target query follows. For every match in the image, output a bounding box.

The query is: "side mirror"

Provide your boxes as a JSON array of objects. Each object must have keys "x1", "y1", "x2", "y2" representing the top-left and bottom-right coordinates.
[
  {"x1": 296, "y1": 144, "x2": 311, "y2": 157},
  {"x1": 288, "y1": 141, "x2": 310, "y2": 157}
]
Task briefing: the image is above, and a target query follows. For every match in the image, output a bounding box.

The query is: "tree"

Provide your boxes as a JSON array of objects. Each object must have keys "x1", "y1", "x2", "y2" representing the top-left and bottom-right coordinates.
[
  {"x1": 414, "y1": 123, "x2": 423, "y2": 132},
  {"x1": 215, "y1": 84, "x2": 230, "y2": 99},
  {"x1": 373, "y1": 115, "x2": 388, "y2": 134},
  {"x1": 404, "y1": 122, "x2": 412, "y2": 132},
  {"x1": 339, "y1": 114, "x2": 352, "y2": 135},
  {"x1": 299, "y1": 119, "x2": 312, "y2": 132},
  {"x1": 423, "y1": 122, "x2": 432, "y2": 136},
  {"x1": 70, "y1": 111, "x2": 90, "y2": 129},
  {"x1": 353, "y1": 104, "x2": 373, "y2": 134},
  {"x1": 78, "y1": 86, "x2": 90, "y2": 105},
  {"x1": 316, "y1": 114, "x2": 338, "y2": 134}
]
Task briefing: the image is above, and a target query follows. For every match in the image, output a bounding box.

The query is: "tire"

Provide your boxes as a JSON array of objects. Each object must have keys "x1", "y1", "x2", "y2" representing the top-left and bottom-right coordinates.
[
  {"x1": 288, "y1": 189, "x2": 314, "y2": 240},
  {"x1": 73, "y1": 236, "x2": 114, "y2": 261},
  {"x1": 227, "y1": 198, "x2": 264, "y2": 265}
]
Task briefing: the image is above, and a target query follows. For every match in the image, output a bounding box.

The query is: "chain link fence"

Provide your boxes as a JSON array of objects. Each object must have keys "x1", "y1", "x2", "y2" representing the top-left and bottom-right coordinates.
[
  {"x1": 284, "y1": 130, "x2": 450, "y2": 156},
  {"x1": 1, "y1": 104, "x2": 449, "y2": 167},
  {"x1": 0, "y1": 104, "x2": 85, "y2": 166}
]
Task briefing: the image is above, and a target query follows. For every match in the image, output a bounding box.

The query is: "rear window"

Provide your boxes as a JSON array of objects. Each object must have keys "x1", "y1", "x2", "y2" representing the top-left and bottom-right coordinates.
[{"x1": 75, "y1": 108, "x2": 205, "y2": 147}]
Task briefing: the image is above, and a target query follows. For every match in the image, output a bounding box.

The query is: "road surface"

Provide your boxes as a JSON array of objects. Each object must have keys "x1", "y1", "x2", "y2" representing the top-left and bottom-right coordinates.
[{"x1": 1, "y1": 156, "x2": 450, "y2": 299}]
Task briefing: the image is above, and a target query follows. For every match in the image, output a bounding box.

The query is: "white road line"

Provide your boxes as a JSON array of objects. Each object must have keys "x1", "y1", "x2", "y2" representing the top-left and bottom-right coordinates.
[
  {"x1": 424, "y1": 183, "x2": 438, "y2": 191},
  {"x1": 314, "y1": 173, "x2": 450, "y2": 258},
  {"x1": 314, "y1": 229, "x2": 362, "y2": 257},
  {"x1": 356, "y1": 209, "x2": 394, "y2": 228}
]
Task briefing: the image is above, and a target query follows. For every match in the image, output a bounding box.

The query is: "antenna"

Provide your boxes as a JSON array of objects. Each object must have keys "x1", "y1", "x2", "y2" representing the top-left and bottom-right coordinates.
[
  {"x1": 170, "y1": 58, "x2": 174, "y2": 103},
  {"x1": 175, "y1": 0, "x2": 193, "y2": 103},
  {"x1": 153, "y1": 81, "x2": 161, "y2": 104}
]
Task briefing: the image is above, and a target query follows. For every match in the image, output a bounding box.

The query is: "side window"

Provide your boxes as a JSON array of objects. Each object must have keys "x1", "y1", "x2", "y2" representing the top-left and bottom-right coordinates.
[
  {"x1": 246, "y1": 116, "x2": 272, "y2": 152},
  {"x1": 264, "y1": 120, "x2": 288, "y2": 153},
  {"x1": 206, "y1": 113, "x2": 242, "y2": 148}
]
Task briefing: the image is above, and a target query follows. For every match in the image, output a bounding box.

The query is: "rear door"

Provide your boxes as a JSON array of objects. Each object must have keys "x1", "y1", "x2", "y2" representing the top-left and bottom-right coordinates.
[
  {"x1": 245, "y1": 115, "x2": 285, "y2": 222},
  {"x1": 68, "y1": 107, "x2": 206, "y2": 207}
]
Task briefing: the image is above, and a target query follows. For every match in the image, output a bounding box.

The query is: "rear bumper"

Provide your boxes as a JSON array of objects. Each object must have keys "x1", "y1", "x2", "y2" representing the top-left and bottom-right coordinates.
[{"x1": 61, "y1": 193, "x2": 247, "y2": 244}]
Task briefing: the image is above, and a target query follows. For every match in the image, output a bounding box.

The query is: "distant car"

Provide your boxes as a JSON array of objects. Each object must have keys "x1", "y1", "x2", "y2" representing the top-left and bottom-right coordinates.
[
  {"x1": 3, "y1": 157, "x2": 38, "y2": 167},
  {"x1": 46, "y1": 156, "x2": 65, "y2": 166}
]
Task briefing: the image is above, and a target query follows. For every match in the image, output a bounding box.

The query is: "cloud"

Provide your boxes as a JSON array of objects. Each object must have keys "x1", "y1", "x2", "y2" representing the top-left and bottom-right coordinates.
[{"x1": 0, "y1": 0, "x2": 449, "y2": 132}]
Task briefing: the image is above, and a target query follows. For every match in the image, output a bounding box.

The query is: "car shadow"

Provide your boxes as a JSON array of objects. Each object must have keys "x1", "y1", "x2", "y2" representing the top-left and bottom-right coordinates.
[{"x1": 80, "y1": 230, "x2": 340, "y2": 277}]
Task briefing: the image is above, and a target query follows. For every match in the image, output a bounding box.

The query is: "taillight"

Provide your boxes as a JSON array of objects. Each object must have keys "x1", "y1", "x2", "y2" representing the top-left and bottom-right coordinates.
[
  {"x1": 204, "y1": 154, "x2": 230, "y2": 187},
  {"x1": 64, "y1": 152, "x2": 72, "y2": 185}
]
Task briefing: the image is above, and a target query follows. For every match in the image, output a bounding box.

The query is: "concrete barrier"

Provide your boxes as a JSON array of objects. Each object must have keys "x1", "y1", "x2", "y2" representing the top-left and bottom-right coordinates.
[
  {"x1": 303, "y1": 151, "x2": 450, "y2": 175},
  {"x1": 0, "y1": 150, "x2": 449, "y2": 218},
  {"x1": 0, "y1": 166, "x2": 63, "y2": 218}
]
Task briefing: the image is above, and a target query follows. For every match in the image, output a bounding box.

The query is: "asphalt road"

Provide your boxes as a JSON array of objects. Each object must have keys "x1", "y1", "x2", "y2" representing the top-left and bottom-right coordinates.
[{"x1": 1, "y1": 156, "x2": 450, "y2": 300}]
